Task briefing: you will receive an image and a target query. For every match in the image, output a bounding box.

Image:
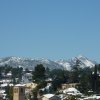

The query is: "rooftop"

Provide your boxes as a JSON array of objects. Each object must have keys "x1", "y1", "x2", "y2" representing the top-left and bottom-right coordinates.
[
  {"x1": 15, "y1": 84, "x2": 25, "y2": 87},
  {"x1": 43, "y1": 94, "x2": 55, "y2": 98}
]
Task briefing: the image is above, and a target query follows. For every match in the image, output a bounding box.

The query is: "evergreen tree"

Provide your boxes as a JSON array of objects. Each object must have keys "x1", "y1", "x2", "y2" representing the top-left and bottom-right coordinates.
[
  {"x1": 5, "y1": 86, "x2": 13, "y2": 100},
  {"x1": 69, "y1": 60, "x2": 81, "y2": 83},
  {"x1": 32, "y1": 64, "x2": 46, "y2": 82},
  {"x1": 77, "y1": 67, "x2": 92, "y2": 94}
]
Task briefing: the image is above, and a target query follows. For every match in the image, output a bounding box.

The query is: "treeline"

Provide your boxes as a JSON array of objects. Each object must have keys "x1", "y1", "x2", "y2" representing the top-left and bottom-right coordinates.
[
  {"x1": 32, "y1": 63, "x2": 100, "y2": 95},
  {"x1": 1, "y1": 63, "x2": 100, "y2": 95},
  {"x1": 0, "y1": 65, "x2": 23, "y2": 83}
]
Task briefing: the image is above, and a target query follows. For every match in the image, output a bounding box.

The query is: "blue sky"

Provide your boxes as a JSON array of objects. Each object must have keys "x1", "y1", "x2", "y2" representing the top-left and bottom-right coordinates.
[{"x1": 0, "y1": 0, "x2": 100, "y2": 62}]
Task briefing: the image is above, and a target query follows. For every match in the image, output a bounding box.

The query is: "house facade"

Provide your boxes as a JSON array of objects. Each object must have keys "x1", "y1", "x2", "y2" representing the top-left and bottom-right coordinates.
[{"x1": 13, "y1": 84, "x2": 25, "y2": 100}]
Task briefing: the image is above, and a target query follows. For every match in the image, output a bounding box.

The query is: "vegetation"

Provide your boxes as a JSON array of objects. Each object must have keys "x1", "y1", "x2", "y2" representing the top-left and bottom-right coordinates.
[
  {"x1": 5, "y1": 85, "x2": 13, "y2": 100},
  {"x1": 49, "y1": 69, "x2": 68, "y2": 91},
  {"x1": 1, "y1": 62, "x2": 100, "y2": 98},
  {"x1": 32, "y1": 64, "x2": 46, "y2": 82},
  {"x1": 31, "y1": 63, "x2": 100, "y2": 95},
  {"x1": 0, "y1": 65, "x2": 23, "y2": 99}
]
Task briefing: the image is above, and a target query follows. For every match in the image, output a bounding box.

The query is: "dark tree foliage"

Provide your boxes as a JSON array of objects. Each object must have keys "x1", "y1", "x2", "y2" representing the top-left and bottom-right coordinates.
[
  {"x1": 5, "y1": 86, "x2": 13, "y2": 100},
  {"x1": 4, "y1": 65, "x2": 12, "y2": 74},
  {"x1": 77, "y1": 67, "x2": 93, "y2": 94},
  {"x1": 32, "y1": 90, "x2": 38, "y2": 100},
  {"x1": 0, "y1": 65, "x2": 23, "y2": 82},
  {"x1": 91, "y1": 64, "x2": 100, "y2": 93},
  {"x1": 50, "y1": 69, "x2": 69, "y2": 81},
  {"x1": 36, "y1": 81, "x2": 47, "y2": 90},
  {"x1": 32, "y1": 64, "x2": 46, "y2": 82},
  {"x1": 25, "y1": 68, "x2": 30, "y2": 73},
  {"x1": 69, "y1": 59, "x2": 81, "y2": 83},
  {"x1": 49, "y1": 69, "x2": 69, "y2": 91},
  {"x1": 0, "y1": 68, "x2": 2, "y2": 79},
  {"x1": 45, "y1": 67, "x2": 50, "y2": 78},
  {"x1": 12, "y1": 67, "x2": 23, "y2": 83}
]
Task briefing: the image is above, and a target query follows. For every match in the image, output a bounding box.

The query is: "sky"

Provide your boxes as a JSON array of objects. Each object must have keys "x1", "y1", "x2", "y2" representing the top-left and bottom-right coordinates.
[{"x1": 0, "y1": 0, "x2": 100, "y2": 62}]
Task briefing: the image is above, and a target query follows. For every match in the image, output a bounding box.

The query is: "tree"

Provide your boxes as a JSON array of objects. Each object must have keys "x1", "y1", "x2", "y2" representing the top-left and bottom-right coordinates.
[
  {"x1": 91, "y1": 64, "x2": 100, "y2": 93},
  {"x1": 5, "y1": 65, "x2": 12, "y2": 74},
  {"x1": 25, "y1": 68, "x2": 30, "y2": 73},
  {"x1": 33, "y1": 64, "x2": 46, "y2": 82},
  {"x1": 0, "y1": 68, "x2": 2, "y2": 79},
  {"x1": 5, "y1": 86, "x2": 13, "y2": 100},
  {"x1": 69, "y1": 59, "x2": 81, "y2": 83},
  {"x1": 50, "y1": 69, "x2": 68, "y2": 91},
  {"x1": 77, "y1": 67, "x2": 92, "y2": 94},
  {"x1": 45, "y1": 67, "x2": 50, "y2": 78},
  {"x1": 32, "y1": 90, "x2": 38, "y2": 100},
  {"x1": 12, "y1": 67, "x2": 23, "y2": 83}
]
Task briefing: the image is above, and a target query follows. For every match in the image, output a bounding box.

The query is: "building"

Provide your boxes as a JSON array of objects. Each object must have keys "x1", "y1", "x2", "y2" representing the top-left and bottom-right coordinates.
[
  {"x1": 21, "y1": 73, "x2": 33, "y2": 83},
  {"x1": 42, "y1": 94, "x2": 61, "y2": 100},
  {"x1": 25, "y1": 82, "x2": 37, "y2": 89},
  {"x1": 61, "y1": 83, "x2": 79, "y2": 90},
  {"x1": 63, "y1": 87, "x2": 82, "y2": 96},
  {"x1": 6, "y1": 71, "x2": 12, "y2": 78},
  {"x1": 13, "y1": 84, "x2": 25, "y2": 100}
]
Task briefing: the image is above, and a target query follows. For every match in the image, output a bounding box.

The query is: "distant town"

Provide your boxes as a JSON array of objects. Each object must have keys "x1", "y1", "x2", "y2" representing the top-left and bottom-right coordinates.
[{"x1": 0, "y1": 57, "x2": 100, "y2": 100}]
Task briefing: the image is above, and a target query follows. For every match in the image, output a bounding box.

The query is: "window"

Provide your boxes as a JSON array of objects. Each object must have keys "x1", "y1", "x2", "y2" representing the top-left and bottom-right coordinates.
[
  {"x1": 14, "y1": 88, "x2": 18, "y2": 93},
  {"x1": 20, "y1": 88, "x2": 23, "y2": 93}
]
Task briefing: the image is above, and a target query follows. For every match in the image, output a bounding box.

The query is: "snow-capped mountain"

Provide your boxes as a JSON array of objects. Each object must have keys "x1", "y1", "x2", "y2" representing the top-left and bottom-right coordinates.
[
  {"x1": 56, "y1": 55, "x2": 95, "y2": 70},
  {"x1": 75, "y1": 55, "x2": 95, "y2": 68},
  {"x1": 0, "y1": 57, "x2": 63, "y2": 70},
  {"x1": 0, "y1": 55, "x2": 96, "y2": 71},
  {"x1": 55, "y1": 59, "x2": 72, "y2": 70}
]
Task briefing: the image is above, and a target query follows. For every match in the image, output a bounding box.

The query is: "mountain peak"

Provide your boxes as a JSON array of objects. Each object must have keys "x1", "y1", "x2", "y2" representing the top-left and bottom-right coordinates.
[
  {"x1": 0, "y1": 56, "x2": 96, "y2": 71},
  {"x1": 77, "y1": 55, "x2": 84, "y2": 58}
]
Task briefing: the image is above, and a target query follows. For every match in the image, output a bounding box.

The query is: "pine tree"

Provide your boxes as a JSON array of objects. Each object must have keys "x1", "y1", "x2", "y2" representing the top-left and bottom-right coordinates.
[{"x1": 32, "y1": 64, "x2": 46, "y2": 82}]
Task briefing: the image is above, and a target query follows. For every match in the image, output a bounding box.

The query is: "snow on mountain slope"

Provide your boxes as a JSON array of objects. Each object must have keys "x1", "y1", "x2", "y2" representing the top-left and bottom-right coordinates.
[
  {"x1": 0, "y1": 55, "x2": 96, "y2": 70},
  {"x1": 55, "y1": 55, "x2": 96, "y2": 70},
  {"x1": 0, "y1": 57, "x2": 63, "y2": 70},
  {"x1": 55, "y1": 59, "x2": 72, "y2": 70},
  {"x1": 76, "y1": 55, "x2": 95, "y2": 68}
]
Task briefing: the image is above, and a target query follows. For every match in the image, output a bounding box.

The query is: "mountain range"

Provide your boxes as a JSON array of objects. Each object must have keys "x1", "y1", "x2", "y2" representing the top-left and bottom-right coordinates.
[{"x1": 0, "y1": 55, "x2": 96, "y2": 71}]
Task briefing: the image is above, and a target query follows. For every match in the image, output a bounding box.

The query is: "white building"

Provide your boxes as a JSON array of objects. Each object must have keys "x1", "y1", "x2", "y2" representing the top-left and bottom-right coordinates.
[
  {"x1": 6, "y1": 72, "x2": 12, "y2": 78},
  {"x1": 42, "y1": 94, "x2": 61, "y2": 100},
  {"x1": 21, "y1": 73, "x2": 32, "y2": 83},
  {"x1": 63, "y1": 87, "x2": 82, "y2": 96}
]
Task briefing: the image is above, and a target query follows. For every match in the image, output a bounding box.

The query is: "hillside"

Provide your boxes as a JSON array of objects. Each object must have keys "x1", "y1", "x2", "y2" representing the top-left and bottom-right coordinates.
[{"x1": 0, "y1": 55, "x2": 96, "y2": 70}]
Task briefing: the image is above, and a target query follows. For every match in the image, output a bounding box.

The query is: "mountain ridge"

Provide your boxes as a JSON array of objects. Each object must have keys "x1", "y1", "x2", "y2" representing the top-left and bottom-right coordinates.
[{"x1": 0, "y1": 55, "x2": 96, "y2": 71}]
